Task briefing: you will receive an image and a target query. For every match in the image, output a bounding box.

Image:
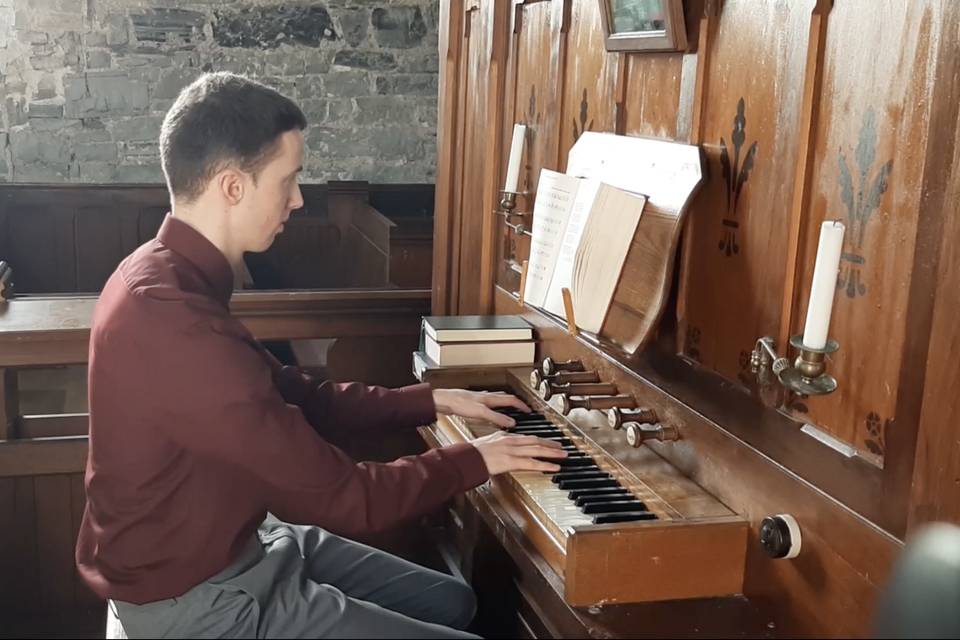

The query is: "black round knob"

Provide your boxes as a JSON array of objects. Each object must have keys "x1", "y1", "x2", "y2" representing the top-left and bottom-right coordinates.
[{"x1": 760, "y1": 514, "x2": 801, "y2": 559}]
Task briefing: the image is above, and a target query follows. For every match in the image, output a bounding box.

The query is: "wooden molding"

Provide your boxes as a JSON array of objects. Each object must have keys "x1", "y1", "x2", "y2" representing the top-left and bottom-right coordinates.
[{"x1": 0, "y1": 437, "x2": 88, "y2": 477}]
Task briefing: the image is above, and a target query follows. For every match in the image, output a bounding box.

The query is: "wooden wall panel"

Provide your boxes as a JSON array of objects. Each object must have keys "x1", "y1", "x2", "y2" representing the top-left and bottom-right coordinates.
[
  {"x1": 790, "y1": 1, "x2": 945, "y2": 461},
  {"x1": 454, "y1": 3, "x2": 508, "y2": 314},
  {"x1": 622, "y1": 53, "x2": 685, "y2": 141},
  {"x1": 5, "y1": 207, "x2": 77, "y2": 293},
  {"x1": 510, "y1": 1, "x2": 563, "y2": 202},
  {"x1": 0, "y1": 473, "x2": 102, "y2": 618},
  {"x1": 494, "y1": 0, "x2": 566, "y2": 301},
  {"x1": 432, "y1": 0, "x2": 464, "y2": 314},
  {"x1": 75, "y1": 206, "x2": 140, "y2": 292},
  {"x1": 557, "y1": 1, "x2": 619, "y2": 170},
  {"x1": 907, "y1": 2, "x2": 960, "y2": 530},
  {"x1": 34, "y1": 475, "x2": 76, "y2": 612},
  {"x1": 678, "y1": 0, "x2": 814, "y2": 390}
]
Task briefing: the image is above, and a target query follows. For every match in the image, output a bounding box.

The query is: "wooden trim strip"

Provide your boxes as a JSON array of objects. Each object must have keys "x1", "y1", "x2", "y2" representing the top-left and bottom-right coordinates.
[{"x1": 0, "y1": 436, "x2": 88, "y2": 477}]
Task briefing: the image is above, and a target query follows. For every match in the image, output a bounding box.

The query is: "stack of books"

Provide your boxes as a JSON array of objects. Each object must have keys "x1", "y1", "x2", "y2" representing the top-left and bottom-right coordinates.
[{"x1": 417, "y1": 315, "x2": 534, "y2": 371}]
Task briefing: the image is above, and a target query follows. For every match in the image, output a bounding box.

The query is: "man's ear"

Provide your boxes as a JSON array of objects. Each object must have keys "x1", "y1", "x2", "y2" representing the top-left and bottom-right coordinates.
[{"x1": 216, "y1": 169, "x2": 245, "y2": 205}]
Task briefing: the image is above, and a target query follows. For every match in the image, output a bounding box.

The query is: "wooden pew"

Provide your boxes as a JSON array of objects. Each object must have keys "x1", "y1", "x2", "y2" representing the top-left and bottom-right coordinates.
[{"x1": 0, "y1": 289, "x2": 431, "y2": 470}]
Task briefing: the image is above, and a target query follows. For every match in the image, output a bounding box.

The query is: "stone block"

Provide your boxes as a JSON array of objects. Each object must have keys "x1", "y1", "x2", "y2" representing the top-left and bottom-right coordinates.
[
  {"x1": 375, "y1": 74, "x2": 438, "y2": 96},
  {"x1": 153, "y1": 68, "x2": 199, "y2": 99},
  {"x1": 28, "y1": 102, "x2": 64, "y2": 118},
  {"x1": 306, "y1": 126, "x2": 373, "y2": 157},
  {"x1": 107, "y1": 14, "x2": 130, "y2": 47},
  {"x1": 109, "y1": 115, "x2": 164, "y2": 143},
  {"x1": 354, "y1": 96, "x2": 413, "y2": 126},
  {"x1": 214, "y1": 5, "x2": 337, "y2": 49},
  {"x1": 84, "y1": 32, "x2": 108, "y2": 48},
  {"x1": 368, "y1": 125, "x2": 427, "y2": 159},
  {"x1": 9, "y1": 128, "x2": 69, "y2": 164},
  {"x1": 131, "y1": 9, "x2": 206, "y2": 44},
  {"x1": 114, "y1": 163, "x2": 163, "y2": 182},
  {"x1": 34, "y1": 75, "x2": 58, "y2": 100},
  {"x1": 337, "y1": 7, "x2": 368, "y2": 47},
  {"x1": 79, "y1": 161, "x2": 117, "y2": 182},
  {"x1": 74, "y1": 142, "x2": 118, "y2": 162},
  {"x1": 323, "y1": 72, "x2": 370, "y2": 97},
  {"x1": 371, "y1": 6, "x2": 427, "y2": 49},
  {"x1": 333, "y1": 50, "x2": 396, "y2": 71},
  {"x1": 65, "y1": 71, "x2": 149, "y2": 118},
  {"x1": 13, "y1": 161, "x2": 70, "y2": 182},
  {"x1": 5, "y1": 96, "x2": 27, "y2": 127},
  {"x1": 86, "y1": 50, "x2": 111, "y2": 69}
]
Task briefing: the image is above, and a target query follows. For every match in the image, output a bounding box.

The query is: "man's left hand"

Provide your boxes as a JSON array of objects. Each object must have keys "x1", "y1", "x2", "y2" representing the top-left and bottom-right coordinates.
[{"x1": 432, "y1": 388, "x2": 531, "y2": 428}]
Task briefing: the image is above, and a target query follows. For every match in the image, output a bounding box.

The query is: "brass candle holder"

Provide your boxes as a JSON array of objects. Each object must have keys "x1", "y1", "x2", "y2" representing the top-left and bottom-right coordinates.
[
  {"x1": 496, "y1": 190, "x2": 531, "y2": 236},
  {"x1": 750, "y1": 335, "x2": 840, "y2": 396}
]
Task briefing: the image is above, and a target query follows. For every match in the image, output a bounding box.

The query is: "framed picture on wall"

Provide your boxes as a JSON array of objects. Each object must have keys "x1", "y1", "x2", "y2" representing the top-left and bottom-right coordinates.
[{"x1": 598, "y1": 0, "x2": 688, "y2": 52}]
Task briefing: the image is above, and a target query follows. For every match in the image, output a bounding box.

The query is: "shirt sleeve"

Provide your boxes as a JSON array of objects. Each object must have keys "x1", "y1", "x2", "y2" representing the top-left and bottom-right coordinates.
[
  {"x1": 144, "y1": 304, "x2": 490, "y2": 537},
  {"x1": 264, "y1": 353, "x2": 438, "y2": 438}
]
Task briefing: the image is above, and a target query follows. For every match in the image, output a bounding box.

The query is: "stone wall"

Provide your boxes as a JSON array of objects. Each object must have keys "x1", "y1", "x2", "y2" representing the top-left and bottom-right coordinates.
[{"x1": 0, "y1": 0, "x2": 440, "y2": 184}]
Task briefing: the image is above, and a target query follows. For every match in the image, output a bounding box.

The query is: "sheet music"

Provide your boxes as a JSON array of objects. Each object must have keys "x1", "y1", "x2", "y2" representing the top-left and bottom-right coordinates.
[
  {"x1": 566, "y1": 132, "x2": 701, "y2": 212},
  {"x1": 542, "y1": 178, "x2": 601, "y2": 316},
  {"x1": 522, "y1": 169, "x2": 581, "y2": 308},
  {"x1": 572, "y1": 186, "x2": 645, "y2": 333}
]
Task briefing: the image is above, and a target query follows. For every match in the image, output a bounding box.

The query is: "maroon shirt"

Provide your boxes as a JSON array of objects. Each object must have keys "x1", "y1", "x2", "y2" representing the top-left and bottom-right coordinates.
[{"x1": 76, "y1": 215, "x2": 488, "y2": 604}]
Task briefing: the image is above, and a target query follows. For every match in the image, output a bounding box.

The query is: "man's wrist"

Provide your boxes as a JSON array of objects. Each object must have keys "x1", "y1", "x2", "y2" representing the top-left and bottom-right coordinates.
[{"x1": 432, "y1": 389, "x2": 451, "y2": 414}]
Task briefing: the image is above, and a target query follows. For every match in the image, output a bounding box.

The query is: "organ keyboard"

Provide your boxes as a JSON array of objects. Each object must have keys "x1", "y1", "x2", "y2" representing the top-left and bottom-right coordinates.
[{"x1": 420, "y1": 363, "x2": 749, "y2": 607}]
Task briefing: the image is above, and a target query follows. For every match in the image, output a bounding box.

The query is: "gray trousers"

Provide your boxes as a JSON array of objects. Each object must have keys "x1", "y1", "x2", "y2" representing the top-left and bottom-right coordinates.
[{"x1": 114, "y1": 517, "x2": 481, "y2": 638}]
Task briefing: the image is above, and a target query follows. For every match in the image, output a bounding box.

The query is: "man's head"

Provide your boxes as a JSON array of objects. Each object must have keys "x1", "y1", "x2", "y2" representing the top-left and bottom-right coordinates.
[{"x1": 160, "y1": 72, "x2": 307, "y2": 254}]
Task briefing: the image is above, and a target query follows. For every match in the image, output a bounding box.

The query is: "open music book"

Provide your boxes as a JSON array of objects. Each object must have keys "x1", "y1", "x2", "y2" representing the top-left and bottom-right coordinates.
[{"x1": 522, "y1": 168, "x2": 646, "y2": 334}]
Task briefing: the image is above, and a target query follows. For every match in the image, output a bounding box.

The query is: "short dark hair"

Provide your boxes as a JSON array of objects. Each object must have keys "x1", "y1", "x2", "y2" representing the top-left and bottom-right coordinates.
[{"x1": 160, "y1": 72, "x2": 307, "y2": 202}]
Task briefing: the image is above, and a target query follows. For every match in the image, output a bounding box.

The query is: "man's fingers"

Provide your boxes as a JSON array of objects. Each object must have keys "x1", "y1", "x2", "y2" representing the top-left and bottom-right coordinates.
[
  {"x1": 483, "y1": 407, "x2": 516, "y2": 428},
  {"x1": 507, "y1": 434, "x2": 565, "y2": 449},
  {"x1": 483, "y1": 393, "x2": 531, "y2": 413},
  {"x1": 504, "y1": 437, "x2": 568, "y2": 457},
  {"x1": 509, "y1": 455, "x2": 562, "y2": 473}
]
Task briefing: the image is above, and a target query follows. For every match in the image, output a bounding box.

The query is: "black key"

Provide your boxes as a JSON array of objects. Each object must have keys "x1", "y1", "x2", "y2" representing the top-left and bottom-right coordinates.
[
  {"x1": 567, "y1": 486, "x2": 627, "y2": 500},
  {"x1": 544, "y1": 437, "x2": 573, "y2": 447},
  {"x1": 509, "y1": 427, "x2": 562, "y2": 435},
  {"x1": 557, "y1": 478, "x2": 620, "y2": 491},
  {"x1": 580, "y1": 500, "x2": 648, "y2": 514},
  {"x1": 592, "y1": 511, "x2": 658, "y2": 524},
  {"x1": 574, "y1": 490, "x2": 634, "y2": 507},
  {"x1": 498, "y1": 407, "x2": 538, "y2": 414},
  {"x1": 506, "y1": 413, "x2": 548, "y2": 421},
  {"x1": 562, "y1": 450, "x2": 589, "y2": 458},
  {"x1": 537, "y1": 457, "x2": 593, "y2": 470},
  {"x1": 555, "y1": 457, "x2": 599, "y2": 468},
  {"x1": 551, "y1": 470, "x2": 608, "y2": 484}
]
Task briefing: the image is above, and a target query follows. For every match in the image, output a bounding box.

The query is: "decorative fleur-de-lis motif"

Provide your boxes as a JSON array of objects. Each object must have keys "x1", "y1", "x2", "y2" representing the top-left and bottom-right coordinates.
[
  {"x1": 863, "y1": 410, "x2": 889, "y2": 457},
  {"x1": 526, "y1": 85, "x2": 540, "y2": 125},
  {"x1": 836, "y1": 109, "x2": 893, "y2": 298},
  {"x1": 572, "y1": 88, "x2": 594, "y2": 144},
  {"x1": 717, "y1": 98, "x2": 759, "y2": 257}
]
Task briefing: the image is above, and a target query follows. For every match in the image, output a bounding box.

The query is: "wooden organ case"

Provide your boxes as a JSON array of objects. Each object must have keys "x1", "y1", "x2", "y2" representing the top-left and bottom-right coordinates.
[{"x1": 424, "y1": 0, "x2": 960, "y2": 638}]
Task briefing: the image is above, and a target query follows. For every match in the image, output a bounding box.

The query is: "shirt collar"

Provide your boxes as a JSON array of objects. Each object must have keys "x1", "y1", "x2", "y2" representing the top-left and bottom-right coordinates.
[{"x1": 156, "y1": 214, "x2": 235, "y2": 306}]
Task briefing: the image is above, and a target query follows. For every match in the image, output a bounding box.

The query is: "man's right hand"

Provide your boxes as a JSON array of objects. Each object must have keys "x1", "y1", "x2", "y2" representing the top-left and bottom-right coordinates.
[{"x1": 472, "y1": 430, "x2": 567, "y2": 475}]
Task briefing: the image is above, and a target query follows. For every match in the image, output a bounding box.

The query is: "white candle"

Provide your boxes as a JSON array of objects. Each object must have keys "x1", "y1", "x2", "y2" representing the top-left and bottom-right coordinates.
[
  {"x1": 503, "y1": 124, "x2": 526, "y2": 192},
  {"x1": 802, "y1": 220, "x2": 846, "y2": 349}
]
